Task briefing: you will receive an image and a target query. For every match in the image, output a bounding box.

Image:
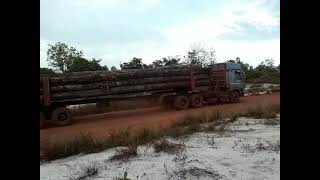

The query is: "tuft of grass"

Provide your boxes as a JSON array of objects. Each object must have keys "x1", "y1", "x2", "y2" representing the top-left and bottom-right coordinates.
[
  {"x1": 162, "y1": 127, "x2": 188, "y2": 138},
  {"x1": 135, "y1": 128, "x2": 160, "y2": 144},
  {"x1": 207, "y1": 110, "x2": 223, "y2": 122},
  {"x1": 77, "y1": 162, "x2": 99, "y2": 180},
  {"x1": 205, "y1": 134, "x2": 216, "y2": 148},
  {"x1": 227, "y1": 112, "x2": 240, "y2": 122},
  {"x1": 264, "y1": 119, "x2": 280, "y2": 126},
  {"x1": 170, "y1": 166, "x2": 224, "y2": 180},
  {"x1": 105, "y1": 128, "x2": 133, "y2": 147},
  {"x1": 153, "y1": 138, "x2": 184, "y2": 154},
  {"x1": 186, "y1": 123, "x2": 202, "y2": 133},
  {"x1": 203, "y1": 124, "x2": 217, "y2": 132},
  {"x1": 215, "y1": 123, "x2": 227, "y2": 131},
  {"x1": 66, "y1": 161, "x2": 100, "y2": 180},
  {"x1": 171, "y1": 114, "x2": 204, "y2": 128},
  {"x1": 116, "y1": 172, "x2": 131, "y2": 180},
  {"x1": 171, "y1": 110, "x2": 223, "y2": 129},
  {"x1": 109, "y1": 140, "x2": 138, "y2": 161},
  {"x1": 234, "y1": 138, "x2": 280, "y2": 153}
]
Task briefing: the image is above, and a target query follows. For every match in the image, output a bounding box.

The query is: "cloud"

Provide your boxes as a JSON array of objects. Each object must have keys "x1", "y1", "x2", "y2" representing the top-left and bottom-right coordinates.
[
  {"x1": 40, "y1": 0, "x2": 279, "y2": 68},
  {"x1": 73, "y1": 0, "x2": 160, "y2": 10}
]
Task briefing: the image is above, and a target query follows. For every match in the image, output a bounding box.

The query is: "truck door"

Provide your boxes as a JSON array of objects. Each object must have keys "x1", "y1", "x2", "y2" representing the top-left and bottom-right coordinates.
[{"x1": 229, "y1": 70, "x2": 245, "y2": 93}]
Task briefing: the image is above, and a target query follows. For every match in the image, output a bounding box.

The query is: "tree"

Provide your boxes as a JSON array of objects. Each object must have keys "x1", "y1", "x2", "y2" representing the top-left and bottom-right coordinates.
[
  {"x1": 151, "y1": 59, "x2": 164, "y2": 67},
  {"x1": 163, "y1": 56, "x2": 181, "y2": 66},
  {"x1": 47, "y1": 42, "x2": 109, "y2": 73},
  {"x1": 227, "y1": 59, "x2": 236, "y2": 63},
  {"x1": 120, "y1": 57, "x2": 146, "y2": 70},
  {"x1": 111, "y1": 66, "x2": 118, "y2": 71},
  {"x1": 246, "y1": 59, "x2": 279, "y2": 83},
  {"x1": 40, "y1": 67, "x2": 55, "y2": 74},
  {"x1": 186, "y1": 49, "x2": 199, "y2": 65},
  {"x1": 227, "y1": 57, "x2": 252, "y2": 75},
  {"x1": 47, "y1": 42, "x2": 83, "y2": 72},
  {"x1": 185, "y1": 47, "x2": 216, "y2": 66},
  {"x1": 67, "y1": 57, "x2": 108, "y2": 72}
]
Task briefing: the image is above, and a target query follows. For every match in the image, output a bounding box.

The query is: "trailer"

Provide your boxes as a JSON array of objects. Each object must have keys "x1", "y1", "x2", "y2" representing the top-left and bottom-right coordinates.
[{"x1": 40, "y1": 63, "x2": 245, "y2": 128}]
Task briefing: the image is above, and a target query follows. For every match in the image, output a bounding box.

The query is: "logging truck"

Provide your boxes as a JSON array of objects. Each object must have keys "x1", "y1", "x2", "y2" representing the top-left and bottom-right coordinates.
[{"x1": 40, "y1": 62, "x2": 245, "y2": 128}]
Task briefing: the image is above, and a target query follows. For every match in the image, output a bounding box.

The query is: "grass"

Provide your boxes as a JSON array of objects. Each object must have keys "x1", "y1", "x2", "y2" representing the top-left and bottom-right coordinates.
[
  {"x1": 42, "y1": 103, "x2": 280, "y2": 161},
  {"x1": 234, "y1": 138, "x2": 280, "y2": 153},
  {"x1": 66, "y1": 161, "x2": 100, "y2": 180},
  {"x1": 242, "y1": 104, "x2": 280, "y2": 119},
  {"x1": 170, "y1": 167, "x2": 224, "y2": 180},
  {"x1": 153, "y1": 138, "x2": 185, "y2": 154},
  {"x1": 264, "y1": 119, "x2": 280, "y2": 125},
  {"x1": 115, "y1": 172, "x2": 131, "y2": 180},
  {"x1": 43, "y1": 133, "x2": 105, "y2": 160},
  {"x1": 171, "y1": 110, "x2": 223, "y2": 128},
  {"x1": 227, "y1": 112, "x2": 240, "y2": 122},
  {"x1": 109, "y1": 140, "x2": 138, "y2": 161},
  {"x1": 205, "y1": 134, "x2": 216, "y2": 148}
]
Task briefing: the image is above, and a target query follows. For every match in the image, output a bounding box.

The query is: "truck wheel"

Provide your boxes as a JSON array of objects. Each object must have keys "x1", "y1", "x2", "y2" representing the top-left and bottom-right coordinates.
[
  {"x1": 40, "y1": 112, "x2": 45, "y2": 129},
  {"x1": 230, "y1": 91, "x2": 240, "y2": 103},
  {"x1": 189, "y1": 94, "x2": 203, "y2": 108},
  {"x1": 173, "y1": 95, "x2": 189, "y2": 110},
  {"x1": 51, "y1": 107, "x2": 72, "y2": 126}
]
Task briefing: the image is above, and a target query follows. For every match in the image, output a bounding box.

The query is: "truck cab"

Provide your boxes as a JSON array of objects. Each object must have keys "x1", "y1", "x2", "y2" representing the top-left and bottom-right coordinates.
[
  {"x1": 211, "y1": 63, "x2": 245, "y2": 97},
  {"x1": 225, "y1": 63, "x2": 246, "y2": 96}
]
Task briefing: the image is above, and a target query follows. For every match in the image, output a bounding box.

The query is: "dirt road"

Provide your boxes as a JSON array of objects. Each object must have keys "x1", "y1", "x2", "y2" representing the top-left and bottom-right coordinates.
[{"x1": 40, "y1": 94, "x2": 279, "y2": 149}]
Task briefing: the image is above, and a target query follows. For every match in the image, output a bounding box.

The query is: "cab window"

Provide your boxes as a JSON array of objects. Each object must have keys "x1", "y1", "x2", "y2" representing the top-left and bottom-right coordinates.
[{"x1": 235, "y1": 71, "x2": 242, "y2": 81}]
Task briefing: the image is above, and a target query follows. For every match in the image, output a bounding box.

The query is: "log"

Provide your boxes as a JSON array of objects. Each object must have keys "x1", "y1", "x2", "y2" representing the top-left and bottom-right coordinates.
[
  {"x1": 40, "y1": 75, "x2": 209, "y2": 93},
  {"x1": 51, "y1": 80, "x2": 210, "y2": 100},
  {"x1": 41, "y1": 66, "x2": 207, "y2": 86},
  {"x1": 47, "y1": 65, "x2": 203, "y2": 77}
]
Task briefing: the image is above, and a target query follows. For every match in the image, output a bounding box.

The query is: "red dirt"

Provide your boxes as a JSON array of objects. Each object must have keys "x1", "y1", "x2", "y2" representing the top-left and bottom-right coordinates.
[{"x1": 40, "y1": 94, "x2": 280, "y2": 150}]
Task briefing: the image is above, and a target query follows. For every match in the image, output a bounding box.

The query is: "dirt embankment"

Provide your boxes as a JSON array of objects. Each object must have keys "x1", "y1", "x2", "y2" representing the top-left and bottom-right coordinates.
[{"x1": 40, "y1": 94, "x2": 280, "y2": 150}]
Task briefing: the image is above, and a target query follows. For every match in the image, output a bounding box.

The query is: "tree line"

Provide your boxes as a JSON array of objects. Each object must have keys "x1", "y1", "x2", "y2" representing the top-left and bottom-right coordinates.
[{"x1": 41, "y1": 42, "x2": 279, "y2": 84}]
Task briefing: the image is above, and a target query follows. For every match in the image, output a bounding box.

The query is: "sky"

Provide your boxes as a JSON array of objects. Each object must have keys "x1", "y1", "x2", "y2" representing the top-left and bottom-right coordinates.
[{"x1": 40, "y1": 0, "x2": 280, "y2": 68}]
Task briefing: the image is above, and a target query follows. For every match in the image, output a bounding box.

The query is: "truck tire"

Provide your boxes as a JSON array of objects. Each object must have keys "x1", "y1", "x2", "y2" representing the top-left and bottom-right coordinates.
[
  {"x1": 51, "y1": 107, "x2": 72, "y2": 126},
  {"x1": 230, "y1": 91, "x2": 240, "y2": 103},
  {"x1": 189, "y1": 94, "x2": 203, "y2": 108},
  {"x1": 173, "y1": 95, "x2": 189, "y2": 110},
  {"x1": 40, "y1": 112, "x2": 45, "y2": 129}
]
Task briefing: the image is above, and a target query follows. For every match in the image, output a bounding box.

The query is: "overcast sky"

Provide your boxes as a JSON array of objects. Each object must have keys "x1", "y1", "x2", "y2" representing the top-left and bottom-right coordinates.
[{"x1": 40, "y1": 0, "x2": 280, "y2": 68}]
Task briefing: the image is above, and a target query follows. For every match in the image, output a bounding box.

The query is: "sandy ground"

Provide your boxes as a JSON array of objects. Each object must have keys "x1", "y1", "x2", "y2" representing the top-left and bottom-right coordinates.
[
  {"x1": 40, "y1": 116, "x2": 280, "y2": 180},
  {"x1": 40, "y1": 94, "x2": 279, "y2": 150}
]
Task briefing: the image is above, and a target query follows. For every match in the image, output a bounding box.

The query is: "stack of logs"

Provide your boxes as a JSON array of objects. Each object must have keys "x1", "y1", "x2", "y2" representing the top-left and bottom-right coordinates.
[{"x1": 40, "y1": 65, "x2": 211, "y2": 102}]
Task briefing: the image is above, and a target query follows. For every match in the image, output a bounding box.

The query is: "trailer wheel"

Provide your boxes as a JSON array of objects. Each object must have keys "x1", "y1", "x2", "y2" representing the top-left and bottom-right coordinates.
[
  {"x1": 189, "y1": 94, "x2": 203, "y2": 108},
  {"x1": 51, "y1": 107, "x2": 72, "y2": 126},
  {"x1": 173, "y1": 95, "x2": 189, "y2": 110},
  {"x1": 230, "y1": 91, "x2": 240, "y2": 103},
  {"x1": 40, "y1": 112, "x2": 45, "y2": 129}
]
